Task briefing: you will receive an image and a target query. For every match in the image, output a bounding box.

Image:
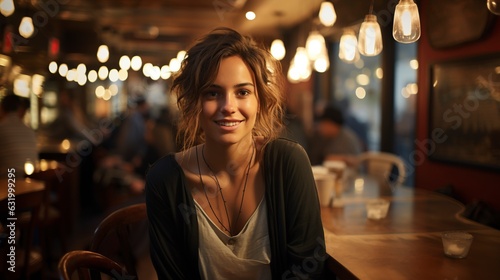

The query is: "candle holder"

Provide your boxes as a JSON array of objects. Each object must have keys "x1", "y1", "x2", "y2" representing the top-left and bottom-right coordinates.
[{"x1": 441, "y1": 231, "x2": 473, "y2": 259}]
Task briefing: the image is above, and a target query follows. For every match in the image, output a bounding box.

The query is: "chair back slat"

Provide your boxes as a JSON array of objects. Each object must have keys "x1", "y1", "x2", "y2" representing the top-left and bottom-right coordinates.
[
  {"x1": 58, "y1": 250, "x2": 128, "y2": 280},
  {"x1": 357, "y1": 152, "x2": 406, "y2": 187},
  {"x1": 90, "y1": 203, "x2": 147, "y2": 279}
]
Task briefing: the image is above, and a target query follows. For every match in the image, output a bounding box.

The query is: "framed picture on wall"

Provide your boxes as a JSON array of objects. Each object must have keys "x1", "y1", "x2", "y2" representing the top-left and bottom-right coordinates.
[{"x1": 429, "y1": 54, "x2": 500, "y2": 170}]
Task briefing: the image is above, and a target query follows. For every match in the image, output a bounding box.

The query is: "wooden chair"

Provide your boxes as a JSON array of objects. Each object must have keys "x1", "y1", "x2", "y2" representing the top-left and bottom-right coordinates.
[
  {"x1": 58, "y1": 250, "x2": 130, "y2": 280},
  {"x1": 0, "y1": 188, "x2": 44, "y2": 279},
  {"x1": 89, "y1": 203, "x2": 148, "y2": 279},
  {"x1": 20, "y1": 167, "x2": 68, "y2": 265},
  {"x1": 356, "y1": 151, "x2": 407, "y2": 188}
]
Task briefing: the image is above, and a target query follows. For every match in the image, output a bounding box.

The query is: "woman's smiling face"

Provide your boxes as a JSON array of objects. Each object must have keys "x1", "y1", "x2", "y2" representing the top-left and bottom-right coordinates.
[{"x1": 200, "y1": 55, "x2": 259, "y2": 146}]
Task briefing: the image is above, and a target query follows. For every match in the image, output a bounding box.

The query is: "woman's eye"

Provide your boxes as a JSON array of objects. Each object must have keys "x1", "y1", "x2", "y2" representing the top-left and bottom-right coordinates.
[
  {"x1": 204, "y1": 91, "x2": 218, "y2": 99},
  {"x1": 238, "y1": 89, "x2": 251, "y2": 96}
]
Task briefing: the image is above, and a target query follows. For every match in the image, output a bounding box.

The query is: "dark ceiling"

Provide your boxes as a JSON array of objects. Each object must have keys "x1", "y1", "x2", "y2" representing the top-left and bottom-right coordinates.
[{"x1": 2, "y1": 0, "x2": 394, "y2": 73}]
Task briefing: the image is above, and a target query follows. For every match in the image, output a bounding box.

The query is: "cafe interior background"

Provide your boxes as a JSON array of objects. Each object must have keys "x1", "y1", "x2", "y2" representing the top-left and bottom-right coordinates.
[{"x1": 1, "y1": 0, "x2": 500, "y2": 265}]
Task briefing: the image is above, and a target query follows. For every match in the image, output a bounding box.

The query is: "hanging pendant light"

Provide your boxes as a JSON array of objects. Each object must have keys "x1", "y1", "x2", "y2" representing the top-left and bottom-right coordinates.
[
  {"x1": 97, "y1": 45, "x2": 109, "y2": 63},
  {"x1": 169, "y1": 57, "x2": 181, "y2": 72},
  {"x1": 487, "y1": 0, "x2": 500, "y2": 15},
  {"x1": 313, "y1": 43, "x2": 329, "y2": 73},
  {"x1": 270, "y1": 39, "x2": 286, "y2": 60},
  {"x1": 358, "y1": 0, "x2": 383, "y2": 56},
  {"x1": 19, "y1": 17, "x2": 34, "y2": 38},
  {"x1": 318, "y1": 1, "x2": 337, "y2": 27},
  {"x1": 358, "y1": 14, "x2": 383, "y2": 56},
  {"x1": 131, "y1": 55, "x2": 142, "y2": 71},
  {"x1": 393, "y1": 0, "x2": 421, "y2": 43},
  {"x1": 339, "y1": 29, "x2": 360, "y2": 63},
  {"x1": 305, "y1": 30, "x2": 330, "y2": 73},
  {"x1": 0, "y1": 0, "x2": 15, "y2": 17},
  {"x1": 287, "y1": 47, "x2": 311, "y2": 83},
  {"x1": 305, "y1": 31, "x2": 326, "y2": 61},
  {"x1": 119, "y1": 55, "x2": 131, "y2": 70}
]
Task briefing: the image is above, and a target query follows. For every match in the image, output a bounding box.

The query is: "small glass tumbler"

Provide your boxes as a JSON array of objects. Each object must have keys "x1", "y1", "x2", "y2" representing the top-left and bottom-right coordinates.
[
  {"x1": 365, "y1": 198, "x2": 390, "y2": 220},
  {"x1": 441, "y1": 231, "x2": 473, "y2": 259}
]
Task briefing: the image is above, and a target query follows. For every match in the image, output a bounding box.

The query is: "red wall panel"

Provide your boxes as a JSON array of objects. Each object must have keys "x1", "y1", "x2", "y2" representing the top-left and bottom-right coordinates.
[{"x1": 416, "y1": 0, "x2": 500, "y2": 210}]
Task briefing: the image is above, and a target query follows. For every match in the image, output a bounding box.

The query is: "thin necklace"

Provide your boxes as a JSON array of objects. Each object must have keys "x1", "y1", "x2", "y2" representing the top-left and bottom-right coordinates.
[{"x1": 195, "y1": 143, "x2": 255, "y2": 235}]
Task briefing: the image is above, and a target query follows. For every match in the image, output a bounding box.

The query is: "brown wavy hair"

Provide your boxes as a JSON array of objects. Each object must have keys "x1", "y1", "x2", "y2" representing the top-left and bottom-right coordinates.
[{"x1": 171, "y1": 27, "x2": 285, "y2": 151}]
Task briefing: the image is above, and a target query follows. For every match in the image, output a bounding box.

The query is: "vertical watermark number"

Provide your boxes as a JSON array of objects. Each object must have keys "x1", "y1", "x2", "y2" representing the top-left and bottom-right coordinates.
[{"x1": 6, "y1": 168, "x2": 16, "y2": 272}]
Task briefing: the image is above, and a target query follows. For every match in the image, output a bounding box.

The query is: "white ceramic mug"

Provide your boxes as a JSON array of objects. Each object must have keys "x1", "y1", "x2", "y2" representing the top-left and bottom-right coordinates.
[{"x1": 313, "y1": 172, "x2": 336, "y2": 207}]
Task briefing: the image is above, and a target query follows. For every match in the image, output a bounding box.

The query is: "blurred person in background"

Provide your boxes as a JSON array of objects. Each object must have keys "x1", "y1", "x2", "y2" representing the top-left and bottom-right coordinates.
[
  {"x1": 148, "y1": 107, "x2": 178, "y2": 158},
  {"x1": 115, "y1": 95, "x2": 150, "y2": 168},
  {"x1": 280, "y1": 107, "x2": 310, "y2": 151},
  {"x1": 93, "y1": 96, "x2": 152, "y2": 198},
  {"x1": 0, "y1": 92, "x2": 38, "y2": 177},
  {"x1": 43, "y1": 88, "x2": 93, "y2": 142},
  {"x1": 308, "y1": 104, "x2": 363, "y2": 166}
]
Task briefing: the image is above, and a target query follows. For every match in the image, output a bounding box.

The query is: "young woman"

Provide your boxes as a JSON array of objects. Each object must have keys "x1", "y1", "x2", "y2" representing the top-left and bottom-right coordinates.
[{"x1": 146, "y1": 27, "x2": 327, "y2": 279}]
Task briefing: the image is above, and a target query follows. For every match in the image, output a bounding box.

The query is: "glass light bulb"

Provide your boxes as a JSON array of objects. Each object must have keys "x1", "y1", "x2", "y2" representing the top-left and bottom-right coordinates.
[
  {"x1": 401, "y1": 10, "x2": 412, "y2": 36},
  {"x1": 487, "y1": 0, "x2": 500, "y2": 15},
  {"x1": 393, "y1": 0, "x2": 421, "y2": 43},
  {"x1": 98, "y1": 65, "x2": 109, "y2": 80},
  {"x1": 0, "y1": 0, "x2": 15, "y2": 17},
  {"x1": 97, "y1": 45, "x2": 109, "y2": 63},
  {"x1": 88, "y1": 70, "x2": 98, "y2": 82},
  {"x1": 313, "y1": 49, "x2": 329, "y2": 73},
  {"x1": 119, "y1": 55, "x2": 131, "y2": 70},
  {"x1": 118, "y1": 69, "x2": 128, "y2": 81},
  {"x1": 58, "y1": 63, "x2": 68, "y2": 77},
  {"x1": 287, "y1": 47, "x2": 311, "y2": 83},
  {"x1": 358, "y1": 14, "x2": 383, "y2": 56},
  {"x1": 306, "y1": 31, "x2": 326, "y2": 61},
  {"x1": 48, "y1": 61, "x2": 58, "y2": 73},
  {"x1": 270, "y1": 39, "x2": 286, "y2": 60},
  {"x1": 169, "y1": 58, "x2": 180, "y2": 72},
  {"x1": 19, "y1": 17, "x2": 34, "y2": 38},
  {"x1": 142, "y1": 63, "x2": 153, "y2": 77},
  {"x1": 177, "y1": 50, "x2": 187, "y2": 62},
  {"x1": 131, "y1": 56, "x2": 142, "y2": 71},
  {"x1": 318, "y1": 2, "x2": 336, "y2": 27},
  {"x1": 339, "y1": 30, "x2": 360, "y2": 63}
]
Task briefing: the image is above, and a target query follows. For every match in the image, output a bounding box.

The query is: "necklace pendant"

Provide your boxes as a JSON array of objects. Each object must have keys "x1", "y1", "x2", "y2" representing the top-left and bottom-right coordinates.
[
  {"x1": 227, "y1": 237, "x2": 236, "y2": 245},
  {"x1": 197, "y1": 143, "x2": 255, "y2": 239}
]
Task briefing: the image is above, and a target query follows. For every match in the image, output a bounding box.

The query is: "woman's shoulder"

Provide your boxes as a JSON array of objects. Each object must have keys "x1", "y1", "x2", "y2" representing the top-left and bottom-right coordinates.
[
  {"x1": 263, "y1": 137, "x2": 309, "y2": 165},
  {"x1": 266, "y1": 137, "x2": 306, "y2": 153},
  {"x1": 146, "y1": 153, "x2": 182, "y2": 182},
  {"x1": 148, "y1": 153, "x2": 177, "y2": 170},
  {"x1": 147, "y1": 147, "x2": 200, "y2": 180}
]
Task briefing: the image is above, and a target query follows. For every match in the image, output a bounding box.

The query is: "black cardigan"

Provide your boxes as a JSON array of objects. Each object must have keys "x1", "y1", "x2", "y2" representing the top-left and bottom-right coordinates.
[{"x1": 145, "y1": 138, "x2": 327, "y2": 279}]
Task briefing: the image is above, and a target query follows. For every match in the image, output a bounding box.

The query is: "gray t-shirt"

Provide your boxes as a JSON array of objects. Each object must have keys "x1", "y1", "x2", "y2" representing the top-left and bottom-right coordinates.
[
  {"x1": 309, "y1": 127, "x2": 362, "y2": 165},
  {"x1": 195, "y1": 198, "x2": 272, "y2": 280}
]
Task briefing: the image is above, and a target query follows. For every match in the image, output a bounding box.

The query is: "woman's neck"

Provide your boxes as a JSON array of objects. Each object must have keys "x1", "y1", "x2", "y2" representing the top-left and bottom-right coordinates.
[{"x1": 203, "y1": 140, "x2": 255, "y2": 175}]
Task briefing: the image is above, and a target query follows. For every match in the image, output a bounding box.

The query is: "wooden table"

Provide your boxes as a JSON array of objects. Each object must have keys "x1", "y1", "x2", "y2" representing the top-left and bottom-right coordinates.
[
  {"x1": 322, "y1": 176, "x2": 500, "y2": 280},
  {"x1": 0, "y1": 178, "x2": 45, "y2": 201}
]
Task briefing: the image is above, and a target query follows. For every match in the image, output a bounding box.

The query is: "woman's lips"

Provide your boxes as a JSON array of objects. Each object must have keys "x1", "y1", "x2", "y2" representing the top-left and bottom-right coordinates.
[{"x1": 215, "y1": 121, "x2": 242, "y2": 127}]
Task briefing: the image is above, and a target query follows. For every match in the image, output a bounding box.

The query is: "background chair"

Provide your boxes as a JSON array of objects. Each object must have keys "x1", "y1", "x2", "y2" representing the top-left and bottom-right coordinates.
[
  {"x1": 58, "y1": 250, "x2": 129, "y2": 280},
  {"x1": 21, "y1": 166, "x2": 68, "y2": 269},
  {"x1": 0, "y1": 188, "x2": 44, "y2": 279},
  {"x1": 356, "y1": 151, "x2": 407, "y2": 188},
  {"x1": 89, "y1": 203, "x2": 152, "y2": 279}
]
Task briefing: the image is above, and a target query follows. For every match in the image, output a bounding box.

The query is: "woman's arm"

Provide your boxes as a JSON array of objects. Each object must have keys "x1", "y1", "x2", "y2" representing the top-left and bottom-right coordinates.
[
  {"x1": 266, "y1": 139, "x2": 328, "y2": 279},
  {"x1": 145, "y1": 156, "x2": 200, "y2": 280},
  {"x1": 283, "y1": 142, "x2": 327, "y2": 279}
]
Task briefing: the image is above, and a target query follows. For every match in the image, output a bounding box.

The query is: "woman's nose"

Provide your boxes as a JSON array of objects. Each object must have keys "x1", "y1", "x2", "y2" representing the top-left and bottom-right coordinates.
[{"x1": 220, "y1": 94, "x2": 236, "y2": 113}]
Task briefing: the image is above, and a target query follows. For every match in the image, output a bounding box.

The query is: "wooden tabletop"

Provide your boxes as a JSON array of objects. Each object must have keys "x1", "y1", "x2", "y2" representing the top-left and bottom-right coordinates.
[
  {"x1": 0, "y1": 178, "x2": 45, "y2": 201},
  {"x1": 323, "y1": 175, "x2": 500, "y2": 280}
]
